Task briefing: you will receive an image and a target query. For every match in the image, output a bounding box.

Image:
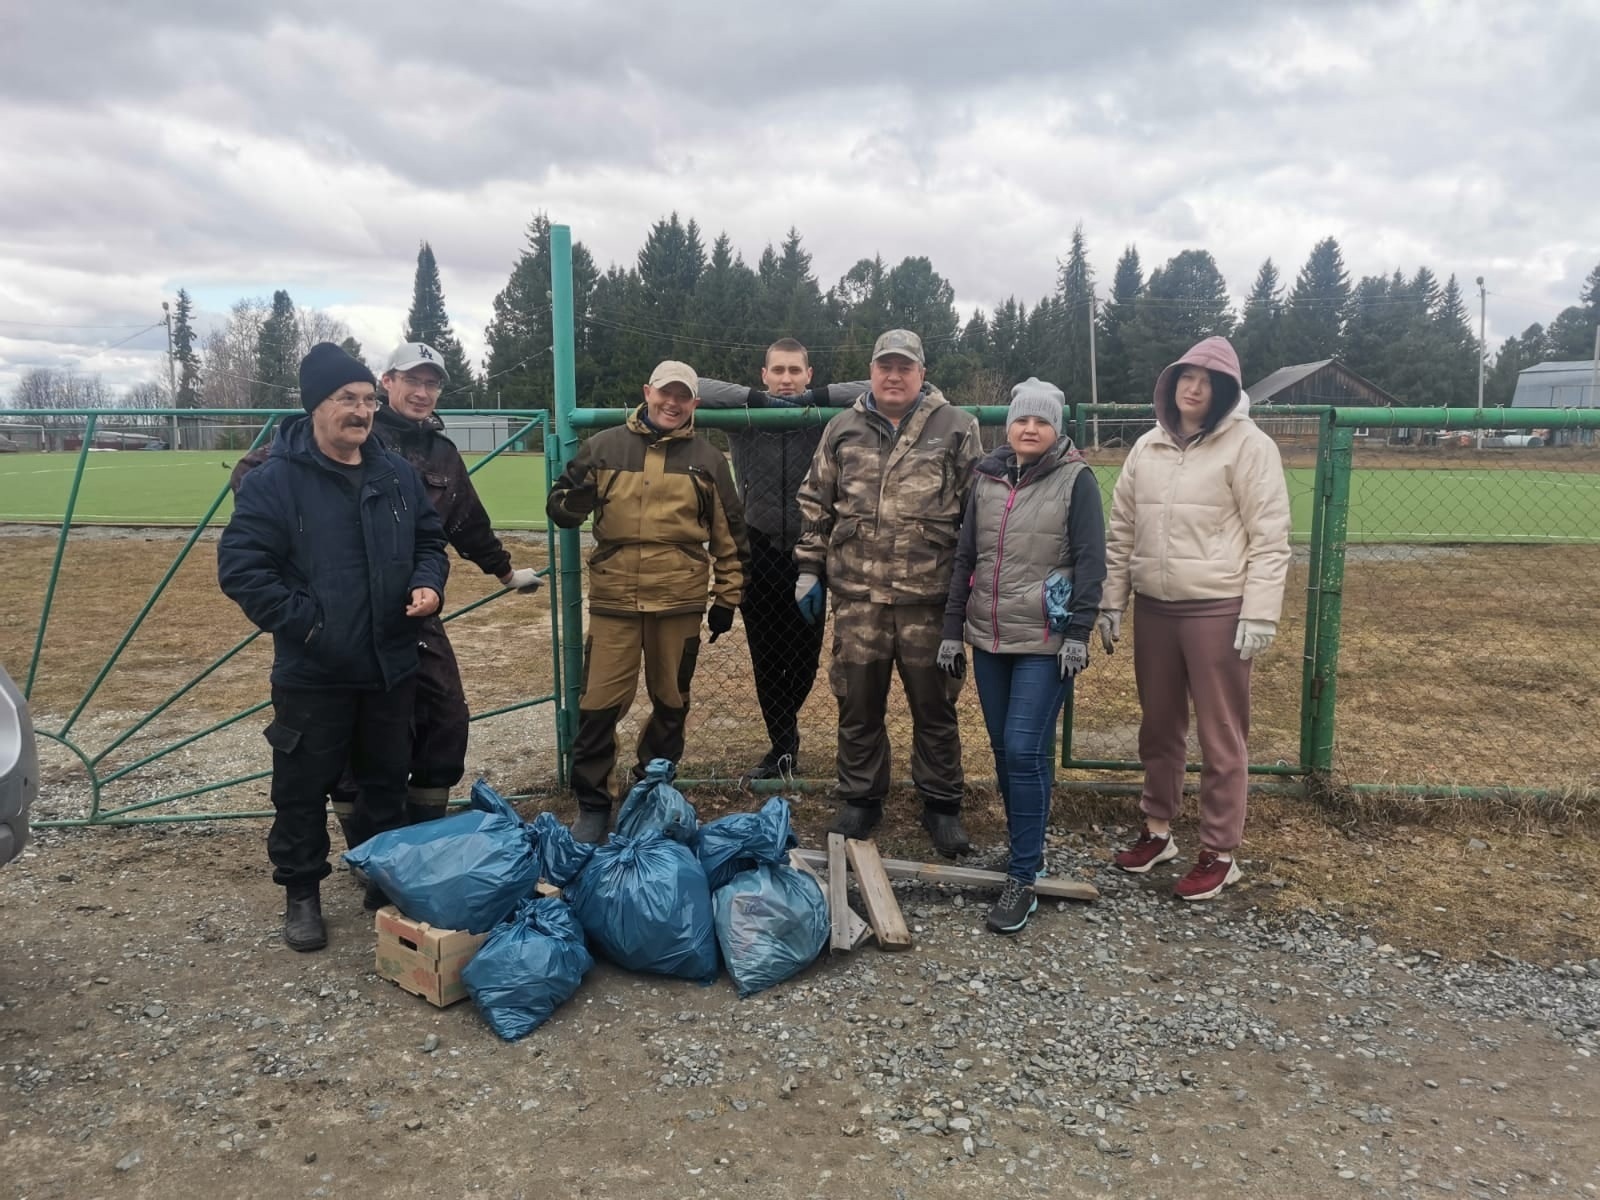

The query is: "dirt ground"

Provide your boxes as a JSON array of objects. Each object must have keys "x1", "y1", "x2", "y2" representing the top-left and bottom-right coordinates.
[
  {"x1": 3, "y1": 798, "x2": 1599, "y2": 1200},
  {"x1": 5, "y1": 526, "x2": 1600, "y2": 1198}
]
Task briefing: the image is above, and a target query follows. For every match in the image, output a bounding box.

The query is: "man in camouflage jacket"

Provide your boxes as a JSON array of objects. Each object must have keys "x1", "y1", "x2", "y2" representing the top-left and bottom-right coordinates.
[{"x1": 794, "y1": 329, "x2": 980, "y2": 857}]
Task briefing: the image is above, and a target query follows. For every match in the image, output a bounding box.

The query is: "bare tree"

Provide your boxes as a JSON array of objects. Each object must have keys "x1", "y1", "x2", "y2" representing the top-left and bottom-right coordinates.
[
  {"x1": 296, "y1": 308, "x2": 353, "y2": 358},
  {"x1": 200, "y1": 298, "x2": 269, "y2": 410}
]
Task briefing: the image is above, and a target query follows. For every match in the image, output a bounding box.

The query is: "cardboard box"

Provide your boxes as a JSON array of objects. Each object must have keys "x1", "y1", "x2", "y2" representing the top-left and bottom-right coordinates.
[{"x1": 373, "y1": 905, "x2": 488, "y2": 1008}]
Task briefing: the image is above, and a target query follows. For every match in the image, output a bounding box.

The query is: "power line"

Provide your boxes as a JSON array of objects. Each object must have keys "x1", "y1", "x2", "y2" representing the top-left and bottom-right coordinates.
[
  {"x1": 0, "y1": 317, "x2": 162, "y2": 329},
  {"x1": 73, "y1": 322, "x2": 167, "y2": 363}
]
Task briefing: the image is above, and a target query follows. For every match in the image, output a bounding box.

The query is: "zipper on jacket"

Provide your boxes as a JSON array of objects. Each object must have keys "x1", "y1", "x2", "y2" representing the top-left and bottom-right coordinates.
[{"x1": 989, "y1": 487, "x2": 1018, "y2": 652}]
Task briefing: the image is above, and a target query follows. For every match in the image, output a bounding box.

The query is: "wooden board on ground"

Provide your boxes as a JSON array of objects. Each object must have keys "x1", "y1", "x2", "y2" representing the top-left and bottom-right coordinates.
[
  {"x1": 825, "y1": 834, "x2": 856, "y2": 951},
  {"x1": 842, "y1": 838, "x2": 913, "y2": 951},
  {"x1": 789, "y1": 849, "x2": 871, "y2": 950},
  {"x1": 792, "y1": 848, "x2": 1099, "y2": 902}
]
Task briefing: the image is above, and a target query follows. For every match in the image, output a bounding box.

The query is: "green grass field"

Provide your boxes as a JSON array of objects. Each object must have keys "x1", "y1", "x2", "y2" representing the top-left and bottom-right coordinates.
[{"x1": 2, "y1": 450, "x2": 1598, "y2": 542}]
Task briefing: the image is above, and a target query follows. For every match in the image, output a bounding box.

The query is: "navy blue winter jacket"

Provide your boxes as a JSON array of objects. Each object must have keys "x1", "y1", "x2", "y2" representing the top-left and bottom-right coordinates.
[{"x1": 218, "y1": 415, "x2": 450, "y2": 690}]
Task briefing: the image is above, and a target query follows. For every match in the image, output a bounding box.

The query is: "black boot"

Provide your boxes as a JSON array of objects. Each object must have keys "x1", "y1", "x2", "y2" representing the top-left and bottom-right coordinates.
[
  {"x1": 571, "y1": 806, "x2": 610, "y2": 845},
  {"x1": 829, "y1": 802, "x2": 883, "y2": 840},
  {"x1": 283, "y1": 888, "x2": 327, "y2": 952},
  {"x1": 986, "y1": 877, "x2": 1038, "y2": 934},
  {"x1": 746, "y1": 747, "x2": 797, "y2": 781},
  {"x1": 921, "y1": 809, "x2": 973, "y2": 859}
]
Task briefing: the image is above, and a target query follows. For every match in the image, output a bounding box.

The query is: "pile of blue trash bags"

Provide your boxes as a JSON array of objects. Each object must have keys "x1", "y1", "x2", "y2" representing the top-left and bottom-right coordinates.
[{"x1": 344, "y1": 760, "x2": 830, "y2": 1040}]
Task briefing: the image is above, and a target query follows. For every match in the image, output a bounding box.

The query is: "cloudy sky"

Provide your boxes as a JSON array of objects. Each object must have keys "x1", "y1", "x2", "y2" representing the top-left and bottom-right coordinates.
[{"x1": 1, "y1": 0, "x2": 1596, "y2": 399}]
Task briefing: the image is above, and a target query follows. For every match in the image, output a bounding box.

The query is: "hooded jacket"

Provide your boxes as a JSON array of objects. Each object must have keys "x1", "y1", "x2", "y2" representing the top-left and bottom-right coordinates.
[
  {"x1": 942, "y1": 438, "x2": 1106, "y2": 652},
  {"x1": 794, "y1": 385, "x2": 980, "y2": 606},
  {"x1": 1100, "y1": 336, "x2": 1292, "y2": 621},
  {"x1": 545, "y1": 405, "x2": 748, "y2": 617},
  {"x1": 217, "y1": 414, "x2": 450, "y2": 690}
]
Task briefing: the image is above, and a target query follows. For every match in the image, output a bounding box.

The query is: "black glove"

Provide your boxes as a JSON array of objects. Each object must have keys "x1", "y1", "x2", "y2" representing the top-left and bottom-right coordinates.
[{"x1": 707, "y1": 604, "x2": 735, "y2": 643}]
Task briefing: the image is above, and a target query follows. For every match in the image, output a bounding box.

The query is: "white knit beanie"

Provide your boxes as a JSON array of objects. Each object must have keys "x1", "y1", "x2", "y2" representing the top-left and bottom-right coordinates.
[{"x1": 1007, "y1": 377, "x2": 1065, "y2": 435}]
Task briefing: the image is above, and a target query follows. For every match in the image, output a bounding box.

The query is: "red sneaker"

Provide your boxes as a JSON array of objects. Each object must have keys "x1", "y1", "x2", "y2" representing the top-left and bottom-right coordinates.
[
  {"x1": 1174, "y1": 850, "x2": 1242, "y2": 901},
  {"x1": 1114, "y1": 825, "x2": 1178, "y2": 874}
]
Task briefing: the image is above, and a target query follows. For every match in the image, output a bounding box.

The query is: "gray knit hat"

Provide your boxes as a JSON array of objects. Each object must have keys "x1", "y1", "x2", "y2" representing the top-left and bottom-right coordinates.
[{"x1": 1007, "y1": 377, "x2": 1065, "y2": 435}]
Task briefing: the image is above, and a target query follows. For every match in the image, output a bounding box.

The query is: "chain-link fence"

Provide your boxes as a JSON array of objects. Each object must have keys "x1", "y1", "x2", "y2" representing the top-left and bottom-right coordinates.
[{"x1": 576, "y1": 404, "x2": 1600, "y2": 798}]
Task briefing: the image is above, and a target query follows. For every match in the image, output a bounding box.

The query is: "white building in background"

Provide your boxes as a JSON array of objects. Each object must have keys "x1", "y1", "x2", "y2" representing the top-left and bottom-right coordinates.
[{"x1": 1511, "y1": 360, "x2": 1597, "y2": 445}]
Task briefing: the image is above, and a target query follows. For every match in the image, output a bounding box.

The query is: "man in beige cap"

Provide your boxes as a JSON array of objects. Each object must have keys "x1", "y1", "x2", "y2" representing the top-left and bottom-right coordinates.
[
  {"x1": 547, "y1": 361, "x2": 750, "y2": 842},
  {"x1": 794, "y1": 329, "x2": 981, "y2": 857}
]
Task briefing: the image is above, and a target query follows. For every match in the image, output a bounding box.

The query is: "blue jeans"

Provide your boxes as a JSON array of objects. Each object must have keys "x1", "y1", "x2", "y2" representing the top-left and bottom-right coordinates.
[{"x1": 971, "y1": 649, "x2": 1071, "y2": 885}]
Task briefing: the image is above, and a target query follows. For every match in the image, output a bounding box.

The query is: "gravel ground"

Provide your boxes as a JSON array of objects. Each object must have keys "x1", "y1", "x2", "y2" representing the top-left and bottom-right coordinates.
[{"x1": 4, "y1": 815, "x2": 1598, "y2": 1200}]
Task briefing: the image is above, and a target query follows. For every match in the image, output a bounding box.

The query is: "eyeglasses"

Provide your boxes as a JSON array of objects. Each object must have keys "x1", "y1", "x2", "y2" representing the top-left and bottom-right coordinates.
[
  {"x1": 398, "y1": 374, "x2": 445, "y2": 394},
  {"x1": 332, "y1": 394, "x2": 380, "y2": 410}
]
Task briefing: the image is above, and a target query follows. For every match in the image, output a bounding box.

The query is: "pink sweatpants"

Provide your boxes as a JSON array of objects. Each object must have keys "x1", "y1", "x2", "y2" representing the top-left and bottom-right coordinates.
[{"x1": 1132, "y1": 594, "x2": 1252, "y2": 852}]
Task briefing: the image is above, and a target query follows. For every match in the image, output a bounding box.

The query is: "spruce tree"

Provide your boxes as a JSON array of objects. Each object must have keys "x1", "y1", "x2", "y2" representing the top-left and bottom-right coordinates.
[
  {"x1": 404, "y1": 242, "x2": 477, "y2": 402},
  {"x1": 1124, "y1": 250, "x2": 1234, "y2": 389},
  {"x1": 682, "y1": 233, "x2": 760, "y2": 381},
  {"x1": 483, "y1": 214, "x2": 599, "y2": 410},
  {"x1": 1052, "y1": 224, "x2": 1095, "y2": 405},
  {"x1": 255, "y1": 289, "x2": 298, "y2": 406},
  {"x1": 1279, "y1": 237, "x2": 1351, "y2": 365},
  {"x1": 1097, "y1": 247, "x2": 1144, "y2": 405},
  {"x1": 1233, "y1": 259, "x2": 1284, "y2": 388},
  {"x1": 170, "y1": 288, "x2": 202, "y2": 408}
]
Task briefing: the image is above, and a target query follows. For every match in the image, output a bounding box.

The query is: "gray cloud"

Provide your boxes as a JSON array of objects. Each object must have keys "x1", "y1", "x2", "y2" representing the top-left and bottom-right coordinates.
[{"x1": 1, "y1": 0, "x2": 1596, "y2": 397}]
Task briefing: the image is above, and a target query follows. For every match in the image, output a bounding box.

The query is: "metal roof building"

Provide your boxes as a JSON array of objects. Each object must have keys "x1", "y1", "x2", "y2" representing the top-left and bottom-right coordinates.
[
  {"x1": 1510, "y1": 360, "x2": 1597, "y2": 408},
  {"x1": 1245, "y1": 359, "x2": 1400, "y2": 407}
]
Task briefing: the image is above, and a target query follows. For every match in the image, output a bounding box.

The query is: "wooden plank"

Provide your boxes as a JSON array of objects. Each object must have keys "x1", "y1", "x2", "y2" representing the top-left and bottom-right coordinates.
[
  {"x1": 825, "y1": 833, "x2": 855, "y2": 952},
  {"x1": 792, "y1": 848, "x2": 1099, "y2": 902},
  {"x1": 843, "y1": 838, "x2": 912, "y2": 951},
  {"x1": 789, "y1": 850, "x2": 871, "y2": 951}
]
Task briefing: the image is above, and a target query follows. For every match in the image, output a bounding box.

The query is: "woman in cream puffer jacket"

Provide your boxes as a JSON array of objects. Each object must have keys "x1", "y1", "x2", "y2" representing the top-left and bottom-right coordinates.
[{"x1": 1097, "y1": 335, "x2": 1291, "y2": 901}]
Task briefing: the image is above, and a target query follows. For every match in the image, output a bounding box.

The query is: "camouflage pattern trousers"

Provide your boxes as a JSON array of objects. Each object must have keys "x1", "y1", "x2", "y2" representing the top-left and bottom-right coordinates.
[{"x1": 828, "y1": 597, "x2": 964, "y2": 813}]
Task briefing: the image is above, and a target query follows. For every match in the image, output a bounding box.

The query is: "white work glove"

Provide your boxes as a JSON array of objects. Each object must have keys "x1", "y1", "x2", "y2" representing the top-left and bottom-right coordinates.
[
  {"x1": 500, "y1": 567, "x2": 544, "y2": 594},
  {"x1": 1095, "y1": 609, "x2": 1122, "y2": 655},
  {"x1": 1234, "y1": 618, "x2": 1276, "y2": 661}
]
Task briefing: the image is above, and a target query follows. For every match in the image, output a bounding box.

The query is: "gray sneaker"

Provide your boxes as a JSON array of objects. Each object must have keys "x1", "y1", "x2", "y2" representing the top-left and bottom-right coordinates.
[{"x1": 986, "y1": 878, "x2": 1038, "y2": 934}]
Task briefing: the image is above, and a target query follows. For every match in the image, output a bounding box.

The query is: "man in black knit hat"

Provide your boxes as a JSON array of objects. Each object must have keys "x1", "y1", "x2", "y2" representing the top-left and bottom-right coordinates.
[{"x1": 219, "y1": 342, "x2": 449, "y2": 952}]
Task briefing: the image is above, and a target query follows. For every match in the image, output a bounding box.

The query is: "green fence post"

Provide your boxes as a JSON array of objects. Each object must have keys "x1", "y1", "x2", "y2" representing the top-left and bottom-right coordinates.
[
  {"x1": 1298, "y1": 409, "x2": 1333, "y2": 771},
  {"x1": 26, "y1": 414, "x2": 99, "y2": 701},
  {"x1": 1303, "y1": 417, "x2": 1353, "y2": 783},
  {"x1": 549, "y1": 224, "x2": 584, "y2": 790}
]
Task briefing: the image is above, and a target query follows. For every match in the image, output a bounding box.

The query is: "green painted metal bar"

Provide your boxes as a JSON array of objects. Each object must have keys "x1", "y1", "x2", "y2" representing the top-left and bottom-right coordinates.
[
  {"x1": 1331, "y1": 406, "x2": 1600, "y2": 429},
  {"x1": 1306, "y1": 424, "x2": 1354, "y2": 774},
  {"x1": 468, "y1": 694, "x2": 555, "y2": 722},
  {"x1": 1061, "y1": 759, "x2": 1302, "y2": 775},
  {"x1": 57, "y1": 416, "x2": 281, "y2": 738},
  {"x1": 98, "y1": 700, "x2": 270, "y2": 784},
  {"x1": 89, "y1": 630, "x2": 262, "y2": 766},
  {"x1": 25, "y1": 412, "x2": 98, "y2": 700},
  {"x1": 1054, "y1": 779, "x2": 1308, "y2": 799},
  {"x1": 544, "y1": 443, "x2": 566, "y2": 789},
  {"x1": 1080, "y1": 403, "x2": 1332, "y2": 418},
  {"x1": 567, "y1": 405, "x2": 1015, "y2": 430},
  {"x1": 93, "y1": 769, "x2": 273, "y2": 820},
  {"x1": 33, "y1": 808, "x2": 278, "y2": 828},
  {"x1": 462, "y1": 415, "x2": 543, "y2": 476},
  {"x1": 1298, "y1": 408, "x2": 1335, "y2": 770},
  {"x1": 550, "y1": 224, "x2": 584, "y2": 788}
]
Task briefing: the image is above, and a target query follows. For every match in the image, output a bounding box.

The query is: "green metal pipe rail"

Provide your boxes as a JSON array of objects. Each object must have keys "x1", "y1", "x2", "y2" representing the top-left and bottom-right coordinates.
[{"x1": 17, "y1": 406, "x2": 560, "y2": 827}]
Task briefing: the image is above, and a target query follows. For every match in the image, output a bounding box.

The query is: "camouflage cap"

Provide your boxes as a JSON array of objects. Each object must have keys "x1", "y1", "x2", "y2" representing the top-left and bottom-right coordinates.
[{"x1": 871, "y1": 328, "x2": 925, "y2": 366}]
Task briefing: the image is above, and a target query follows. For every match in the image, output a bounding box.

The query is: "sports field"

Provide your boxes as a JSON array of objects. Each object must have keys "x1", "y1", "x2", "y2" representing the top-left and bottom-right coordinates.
[{"x1": 3, "y1": 449, "x2": 1599, "y2": 542}]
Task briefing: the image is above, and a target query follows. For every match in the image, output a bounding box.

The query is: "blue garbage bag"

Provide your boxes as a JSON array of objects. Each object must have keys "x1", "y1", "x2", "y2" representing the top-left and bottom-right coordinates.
[
  {"x1": 528, "y1": 811, "x2": 594, "y2": 889},
  {"x1": 713, "y1": 863, "x2": 829, "y2": 998},
  {"x1": 343, "y1": 782, "x2": 571, "y2": 933},
  {"x1": 695, "y1": 796, "x2": 797, "y2": 892},
  {"x1": 567, "y1": 830, "x2": 719, "y2": 983},
  {"x1": 462, "y1": 896, "x2": 594, "y2": 1041},
  {"x1": 615, "y1": 758, "x2": 698, "y2": 843},
  {"x1": 1043, "y1": 571, "x2": 1073, "y2": 635}
]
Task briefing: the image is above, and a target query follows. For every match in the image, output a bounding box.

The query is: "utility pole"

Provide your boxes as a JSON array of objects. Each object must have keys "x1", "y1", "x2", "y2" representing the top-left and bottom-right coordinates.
[
  {"x1": 162, "y1": 301, "x2": 179, "y2": 450},
  {"x1": 1088, "y1": 288, "x2": 1100, "y2": 450},
  {"x1": 1475, "y1": 277, "x2": 1486, "y2": 450}
]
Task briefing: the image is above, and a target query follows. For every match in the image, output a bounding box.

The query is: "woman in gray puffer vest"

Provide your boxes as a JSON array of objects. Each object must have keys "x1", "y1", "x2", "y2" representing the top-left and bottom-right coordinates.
[{"x1": 939, "y1": 379, "x2": 1106, "y2": 933}]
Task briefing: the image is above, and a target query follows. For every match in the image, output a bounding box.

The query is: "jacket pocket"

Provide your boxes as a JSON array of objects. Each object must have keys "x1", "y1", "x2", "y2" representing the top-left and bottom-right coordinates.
[{"x1": 918, "y1": 520, "x2": 959, "y2": 550}]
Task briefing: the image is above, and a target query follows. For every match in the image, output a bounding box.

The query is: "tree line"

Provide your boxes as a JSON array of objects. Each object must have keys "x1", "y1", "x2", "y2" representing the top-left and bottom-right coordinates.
[{"x1": 9, "y1": 221, "x2": 1600, "y2": 414}]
